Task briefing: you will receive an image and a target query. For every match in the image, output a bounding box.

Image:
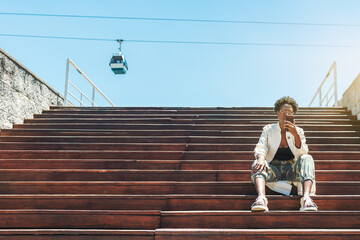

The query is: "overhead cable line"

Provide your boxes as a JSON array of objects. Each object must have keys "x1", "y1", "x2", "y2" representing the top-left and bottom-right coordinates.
[
  {"x1": 0, "y1": 12, "x2": 360, "y2": 27},
  {"x1": 0, "y1": 33, "x2": 114, "y2": 42},
  {"x1": 1, "y1": 33, "x2": 360, "y2": 48},
  {"x1": 125, "y1": 39, "x2": 360, "y2": 48}
]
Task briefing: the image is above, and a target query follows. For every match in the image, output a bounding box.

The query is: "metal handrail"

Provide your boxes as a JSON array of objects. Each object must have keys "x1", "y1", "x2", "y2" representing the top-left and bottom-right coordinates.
[
  {"x1": 68, "y1": 91, "x2": 86, "y2": 106},
  {"x1": 309, "y1": 61, "x2": 338, "y2": 107},
  {"x1": 69, "y1": 81, "x2": 94, "y2": 105},
  {"x1": 64, "y1": 58, "x2": 115, "y2": 107}
]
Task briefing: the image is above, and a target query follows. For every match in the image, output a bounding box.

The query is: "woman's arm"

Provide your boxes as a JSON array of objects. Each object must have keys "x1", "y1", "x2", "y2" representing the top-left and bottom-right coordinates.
[
  {"x1": 292, "y1": 129, "x2": 302, "y2": 149},
  {"x1": 254, "y1": 125, "x2": 269, "y2": 159},
  {"x1": 285, "y1": 120, "x2": 309, "y2": 153}
]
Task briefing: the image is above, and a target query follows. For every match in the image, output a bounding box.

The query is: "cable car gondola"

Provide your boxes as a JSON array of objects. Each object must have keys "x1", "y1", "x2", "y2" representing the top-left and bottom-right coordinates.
[{"x1": 110, "y1": 39, "x2": 128, "y2": 74}]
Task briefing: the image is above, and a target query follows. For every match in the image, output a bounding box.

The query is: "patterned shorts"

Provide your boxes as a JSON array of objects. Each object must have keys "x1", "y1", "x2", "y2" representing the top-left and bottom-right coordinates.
[{"x1": 251, "y1": 154, "x2": 315, "y2": 184}]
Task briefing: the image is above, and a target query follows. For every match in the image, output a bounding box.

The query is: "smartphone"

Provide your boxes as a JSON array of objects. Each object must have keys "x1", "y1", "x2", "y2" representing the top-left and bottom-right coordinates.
[{"x1": 285, "y1": 115, "x2": 294, "y2": 124}]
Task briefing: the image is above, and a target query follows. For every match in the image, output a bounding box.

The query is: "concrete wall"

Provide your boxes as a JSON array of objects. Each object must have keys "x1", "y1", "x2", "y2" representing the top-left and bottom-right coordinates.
[
  {"x1": 0, "y1": 48, "x2": 63, "y2": 129},
  {"x1": 338, "y1": 73, "x2": 360, "y2": 120}
]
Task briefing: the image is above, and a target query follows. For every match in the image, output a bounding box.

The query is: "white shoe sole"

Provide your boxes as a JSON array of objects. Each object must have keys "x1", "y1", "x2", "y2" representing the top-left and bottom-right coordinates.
[
  {"x1": 300, "y1": 197, "x2": 318, "y2": 211},
  {"x1": 300, "y1": 206, "x2": 318, "y2": 211},
  {"x1": 251, "y1": 206, "x2": 269, "y2": 212}
]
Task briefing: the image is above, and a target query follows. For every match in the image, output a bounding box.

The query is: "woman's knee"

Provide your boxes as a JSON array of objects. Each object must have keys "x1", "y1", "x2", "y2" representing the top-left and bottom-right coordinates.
[
  {"x1": 299, "y1": 154, "x2": 315, "y2": 183},
  {"x1": 251, "y1": 173, "x2": 267, "y2": 184},
  {"x1": 300, "y1": 154, "x2": 314, "y2": 165},
  {"x1": 251, "y1": 160, "x2": 268, "y2": 182}
]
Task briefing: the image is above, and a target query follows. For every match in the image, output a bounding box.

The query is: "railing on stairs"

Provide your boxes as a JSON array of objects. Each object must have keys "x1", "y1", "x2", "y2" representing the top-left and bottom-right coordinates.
[
  {"x1": 64, "y1": 58, "x2": 115, "y2": 107},
  {"x1": 338, "y1": 73, "x2": 360, "y2": 119},
  {"x1": 309, "y1": 61, "x2": 338, "y2": 107}
]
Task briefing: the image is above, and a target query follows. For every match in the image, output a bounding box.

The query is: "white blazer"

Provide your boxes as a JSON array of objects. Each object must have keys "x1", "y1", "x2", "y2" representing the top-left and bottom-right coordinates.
[{"x1": 253, "y1": 122, "x2": 316, "y2": 196}]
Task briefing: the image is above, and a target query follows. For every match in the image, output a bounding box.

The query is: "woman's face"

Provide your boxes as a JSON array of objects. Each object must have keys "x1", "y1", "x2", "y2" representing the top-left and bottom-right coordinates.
[{"x1": 277, "y1": 104, "x2": 294, "y2": 126}]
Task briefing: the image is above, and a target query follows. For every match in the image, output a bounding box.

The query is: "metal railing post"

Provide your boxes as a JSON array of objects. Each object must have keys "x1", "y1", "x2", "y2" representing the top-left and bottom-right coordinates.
[
  {"x1": 92, "y1": 87, "x2": 96, "y2": 107},
  {"x1": 334, "y1": 62, "x2": 338, "y2": 106},
  {"x1": 63, "y1": 58, "x2": 70, "y2": 106}
]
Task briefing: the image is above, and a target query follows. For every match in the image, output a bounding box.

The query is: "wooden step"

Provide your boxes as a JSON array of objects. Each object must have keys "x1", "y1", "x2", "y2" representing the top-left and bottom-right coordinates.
[
  {"x1": 25, "y1": 118, "x2": 360, "y2": 126},
  {"x1": 0, "y1": 229, "x2": 155, "y2": 240},
  {"x1": 49, "y1": 106, "x2": 346, "y2": 110},
  {"x1": 0, "y1": 143, "x2": 187, "y2": 151},
  {"x1": 0, "y1": 194, "x2": 168, "y2": 210},
  {"x1": 0, "y1": 169, "x2": 357, "y2": 181},
  {"x1": 0, "y1": 150, "x2": 359, "y2": 161},
  {"x1": 167, "y1": 195, "x2": 360, "y2": 211},
  {"x1": 155, "y1": 229, "x2": 360, "y2": 240},
  {"x1": 160, "y1": 211, "x2": 360, "y2": 229},
  {"x1": 0, "y1": 210, "x2": 160, "y2": 229},
  {"x1": 197, "y1": 119, "x2": 359, "y2": 125},
  {"x1": 47, "y1": 109, "x2": 350, "y2": 116},
  {"x1": 34, "y1": 113, "x2": 355, "y2": 119},
  {"x1": 29, "y1": 118, "x2": 358, "y2": 126},
  {"x1": 0, "y1": 159, "x2": 357, "y2": 170},
  {"x1": 47, "y1": 106, "x2": 350, "y2": 113},
  {"x1": 43, "y1": 111, "x2": 351, "y2": 117},
  {"x1": 0, "y1": 181, "x2": 175, "y2": 194},
  {"x1": 47, "y1": 109, "x2": 349, "y2": 115},
  {"x1": 31, "y1": 113, "x2": 360, "y2": 123},
  {"x1": 18, "y1": 122, "x2": 360, "y2": 131},
  {"x1": 174, "y1": 181, "x2": 360, "y2": 195},
  {"x1": 2, "y1": 129, "x2": 359, "y2": 137},
  {"x1": 0, "y1": 150, "x2": 184, "y2": 160},
  {"x1": 0, "y1": 181, "x2": 358, "y2": 195},
  {"x1": 16, "y1": 227, "x2": 356, "y2": 240},
  {"x1": 180, "y1": 160, "x2": 360, "y2": 171},
  {"x1": 25, "y1": 117, "x2": 357, "y2": 125},
  {"x1": 35, "y1": 111, "x2": 356, "y2": 118},
  {"x1": 16, "y1": 123, "x2": 196, "y2": 130},
  {"x1": 183, "y1": 151, "x2": 360, "y2": 160},
  {"x1": 0, "y1": 136, "x2": 358, "y2": 144},
  {"x1": 0, "y1": 169, "x2": 218, "y2": 181},
  {"x1": 0, "y1": 194, "x2": 358, "y2": 211},
  {"x1": 187, "y1": 144, "x2": 360, "y2": 151},
  {"x1": 0, "y1": 159, "x2": 181, "y2": 170},
  {"x1": 1, "y1": 143, "x2": 359, "y2": 151},
  {"x1": 188, "y1": 136, "x2": 360, "y2": 144}
]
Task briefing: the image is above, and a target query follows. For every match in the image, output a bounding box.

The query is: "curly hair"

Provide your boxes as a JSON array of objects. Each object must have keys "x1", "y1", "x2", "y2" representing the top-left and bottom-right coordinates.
[{"x1": 274, "y1": 96, "x2": 298, "y2": 114}]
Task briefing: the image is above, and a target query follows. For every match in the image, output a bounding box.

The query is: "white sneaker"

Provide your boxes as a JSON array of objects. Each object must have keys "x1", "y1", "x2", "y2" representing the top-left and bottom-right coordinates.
[
  {"x1": 251, "y1": 196, "x2": 269, "y2": 212},
  {"x1": 300, "y1": 196, "x2": 318, "y2": 211}
]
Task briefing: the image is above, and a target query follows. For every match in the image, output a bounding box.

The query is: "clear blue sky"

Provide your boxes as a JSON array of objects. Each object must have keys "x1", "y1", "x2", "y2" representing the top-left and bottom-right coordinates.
[{"x1": 1, "y1": 0, "x2": 360, "y2": 107}]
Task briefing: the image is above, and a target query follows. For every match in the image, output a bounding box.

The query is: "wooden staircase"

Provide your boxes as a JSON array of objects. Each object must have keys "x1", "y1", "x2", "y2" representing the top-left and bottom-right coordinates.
[{"x1": 0, "y1": 106, "x2": 359, "y2": 239}]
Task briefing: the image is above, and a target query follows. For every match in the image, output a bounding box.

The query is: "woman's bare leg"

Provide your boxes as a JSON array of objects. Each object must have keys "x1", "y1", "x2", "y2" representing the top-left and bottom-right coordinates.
[
  {"x1": 302, "y1": 179, "x2": 312, "y2": 197},
  {"x1": 255, "y1": 177, "x2": 266, "y2": 196}
]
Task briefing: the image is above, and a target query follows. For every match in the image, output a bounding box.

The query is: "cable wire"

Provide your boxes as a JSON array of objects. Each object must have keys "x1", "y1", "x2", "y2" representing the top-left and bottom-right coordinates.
[
  {"x1": 1, "y1": 33, "x2": 360, "y2": 48},
  {"x1": 126, "y1": 39, "x2": 360, "y2": 48},
  {"x1": 0, "y1": 33, "x2": 114, "y2": 42},
  {"x1": 1, "y1": 12, "x2": 360, "y2": 27}
]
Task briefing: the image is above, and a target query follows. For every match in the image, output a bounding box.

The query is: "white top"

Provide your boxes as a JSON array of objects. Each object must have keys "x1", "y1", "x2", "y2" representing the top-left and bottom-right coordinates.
[{"x1": 253, "y1": 122, "x2": 316, "y2": 196}]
